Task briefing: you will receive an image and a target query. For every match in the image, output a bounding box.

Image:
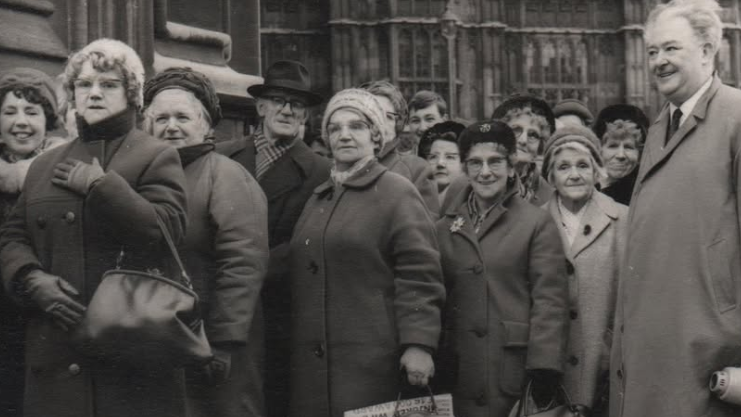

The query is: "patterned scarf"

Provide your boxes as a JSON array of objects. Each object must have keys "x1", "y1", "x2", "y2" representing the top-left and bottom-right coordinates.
[
  {"x1": 466, "y1": 190, "x2": 501, "y2": 234},
  {"x1": 255, "y1": 124, "x2": 296, "y2": 180},
  {"x1": 330, "y1": 155, "x2": 375, "y2": 186},
  {"x1": 517, "y1": 162, "x2": 540, "y2": 202}
]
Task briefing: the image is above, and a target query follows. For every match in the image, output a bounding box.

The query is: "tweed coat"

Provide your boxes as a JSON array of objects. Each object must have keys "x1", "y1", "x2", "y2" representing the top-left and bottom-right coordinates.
[
  {"x1": 377, "y1": 139, "x2": 440, "y2": 217},
  {"x1": 287, "y1": 160, "x2": 445, "y2": 417},
  {"x1": 175, "y1": 145, "x2": 269, "y2": 417},
  {"x1": 436, "y1": 184, "x2": 569, "y2": 417},
  {"x1": 611, "y1": 76, "x2": 741, "y2": 417},
  {"x1": 215, "y1": 131, "x2": 330, "y2": 416},
  {"x1": 544, "y1": 191, "x2": 627, "y2": 408},
  {"x1": 0, "y1": 126, "x2": 188, "y2": 417}
]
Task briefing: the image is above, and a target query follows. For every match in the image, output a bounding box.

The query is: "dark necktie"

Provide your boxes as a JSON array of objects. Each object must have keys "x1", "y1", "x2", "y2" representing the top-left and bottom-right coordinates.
[{"x1": 667, "y1": 108, "x2": 683, "y2": 144}]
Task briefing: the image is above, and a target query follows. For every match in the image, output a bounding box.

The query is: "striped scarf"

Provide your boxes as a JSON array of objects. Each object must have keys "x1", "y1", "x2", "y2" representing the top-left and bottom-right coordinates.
[{"x1": 255, "y1": 125, "x2": 296, "y2": 180}]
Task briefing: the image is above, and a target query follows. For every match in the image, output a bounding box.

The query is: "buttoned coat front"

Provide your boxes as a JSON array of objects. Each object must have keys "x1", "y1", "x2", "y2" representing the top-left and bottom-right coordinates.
[
  {"x1": 0, "y1": 129, "x2": 188, "y2": 417},
  {"x1": 287, "y1": 160, "x2": 445, "y2": 417},
  {"x1": 544, "y1": 191, "x2": 627, "y2": 409},
  {"x1": 436, "y1": 184, "x2": 569, "y2": 417},
  {"x1": 611, "y1": 76, "x2": 741, "y2": 417}
]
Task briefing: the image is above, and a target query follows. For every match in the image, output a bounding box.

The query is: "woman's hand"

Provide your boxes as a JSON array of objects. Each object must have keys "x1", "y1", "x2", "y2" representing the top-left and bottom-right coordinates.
[
  {"x1": 22, "y1": 269, "x2": 86, "y2": 331},
  {"x1": 400, "y1": 346, "x2": 434, "y2": 386},
  {"x1": 52, "y1": 158, "x2": 104, "y2": 195}
]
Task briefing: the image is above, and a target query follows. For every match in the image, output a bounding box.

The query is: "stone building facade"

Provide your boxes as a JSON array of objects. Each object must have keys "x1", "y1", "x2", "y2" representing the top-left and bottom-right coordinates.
[{"x1": 261, "y1": 0, "x2": 741, "y2": 120}]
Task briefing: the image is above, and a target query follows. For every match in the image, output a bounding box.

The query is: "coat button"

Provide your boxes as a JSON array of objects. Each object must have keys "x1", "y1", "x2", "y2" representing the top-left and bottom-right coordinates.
[
  {"x1": 308, "y1": 261, "x2": 319, "y2": 274},
  {"x1": 617, "y1": 368, "x2": 623, "y2": 379},
  {"x1": 472, "y1": 264, "x2": 483, "y2": 274},
  {"x1": 568, "y1": 355, "x2": 579, "y2": 366},
  {"x1": 313, "y1": 343, "x2": 325, "y2": 358},
  {"x1": 68, "y1": 363, "x2": 81, "y2": 375},
  {"x1": 36, "y1": 216, "x2": 46, "y2": 229},
  {"x1": 565, "y1": 260, "x2": 574, "y2": 275},
  {"x1": 64, "y1": 212, "x2": 75, "y2": 224},
  {"x1": 570, "y1": 309, "x2": 578, "y2": 320},
  {"x1": 475, "y1": 393, "x2": 487, "y2": 406},
  {"x1": 620, "y1": 325, "x2": 624, "y2": 333},
  {"x1": 473, "y1": 329, "x2": 486, "y2": 338}
]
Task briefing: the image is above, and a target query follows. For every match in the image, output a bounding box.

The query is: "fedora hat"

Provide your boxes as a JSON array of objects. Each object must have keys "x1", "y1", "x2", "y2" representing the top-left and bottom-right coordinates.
[{"x1": 248, "y1": 60, "x2": 323, "y2": 106}]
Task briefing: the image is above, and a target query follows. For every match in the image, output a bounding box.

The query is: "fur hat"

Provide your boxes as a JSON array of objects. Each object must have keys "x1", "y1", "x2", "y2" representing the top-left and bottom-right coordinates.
[
  {"x1": 0, "y1": 68, "x2": 59, "y2": 129},
  {"x1": 458, "y1": 120, "x2": 517, "y2": 161},
  {"x1": 542, "y1": 124, "x2": 603, "y2": 178},
  {"x1": 491, "y1": 95, "x2": 556, "y2": 136},
  {"x1": 553, "y1": 98, "x2": 593, "y2": 124},
  {"x1": 321, "y1": 88, "x2": 389, "y2": 147},
  {"x1": 143, "y1": 67, "x2": 222, "y2": 126},
  {"x1": 592, "y1": 104, "x2": 649, "y2": 143}
]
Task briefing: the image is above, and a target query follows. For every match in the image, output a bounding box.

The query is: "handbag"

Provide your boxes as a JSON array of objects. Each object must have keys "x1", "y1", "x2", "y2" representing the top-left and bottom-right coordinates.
[
  {"x1": 508, "y1": 381, "x2": 590, "y2": 417},
  {"x1": 74, "y1": 216, "x2": 213, "y2": 369}
]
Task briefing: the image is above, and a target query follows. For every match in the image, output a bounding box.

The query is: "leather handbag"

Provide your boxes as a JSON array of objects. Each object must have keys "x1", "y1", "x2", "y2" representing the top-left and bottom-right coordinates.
[
  {"x1": 508, "y1": 381, "x2": 590, "y2": 417},
  {"x1": 74, "y1": 217, "x2": 213, "y2": 369}
]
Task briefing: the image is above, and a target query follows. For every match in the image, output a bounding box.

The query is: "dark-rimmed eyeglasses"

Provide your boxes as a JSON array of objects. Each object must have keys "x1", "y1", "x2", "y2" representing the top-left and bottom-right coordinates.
[
  {"x1": 265, "y1": 96, "x2": 307, "y2": 111},
  {"x1": 465, "y1": 157, "x2": 508, "y2": 174}
]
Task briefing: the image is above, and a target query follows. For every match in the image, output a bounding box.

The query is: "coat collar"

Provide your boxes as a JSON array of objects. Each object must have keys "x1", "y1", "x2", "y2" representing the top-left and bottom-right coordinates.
[
  {"x1": 314, "y1": 159, "x2": 387, "y2": 195},
  {"x1": 639, "y1": 75, "x2": 722, "y2": 184},
  {"x1": 443, "y1": 181, "x2": 519, "y2": 244},
  {"x1": 259, "y1": 139, "x2": 318, "y2": 201},
  {"x1": 546, "y1": 191, "x2": 621, "y2": 260}
]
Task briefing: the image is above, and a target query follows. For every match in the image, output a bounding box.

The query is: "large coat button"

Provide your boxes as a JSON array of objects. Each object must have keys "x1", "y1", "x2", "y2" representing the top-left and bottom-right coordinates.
[
  {"x1": 475, "y1": 393, "x2": 487, "y2": 406},
  {"x1": 68, "y1": 363, "x2": 81, "y2": 375},
  {"x1": 308, "y1": 261, "x2": 319, "y2": 274},
  {"x1": 472, "y1": 264, "x2": 483, "y2": 274},
  {"x1": 565, "y1": 260, "x2": 574, "y2": 275},
  {"x1": 64, "y1": 212, "x2": 75, "y2": 224},
  {"x1": 313, "y1": 343, "x2": 325, "y2": 358},
  {"x1": 36, "y1": 216, "x2": 46, "y2": 229},
  {"x1": 568, "y1": 355, "x2": 579, "y2": 366},
  {"x1": 473, "y1": 329, "x2": 487, "y2": 338},
  {"x1": 570, "y1": 309, "x2": 578, "y2": 320}
]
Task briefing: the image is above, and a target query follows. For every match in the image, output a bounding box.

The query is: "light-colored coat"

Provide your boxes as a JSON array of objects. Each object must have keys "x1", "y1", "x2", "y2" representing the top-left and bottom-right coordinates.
[
  {"x1": 544, "y1": 191, "x2": 627, "y2": 408},
  {"x1": 287, "y1": 160, "x2": 445, "y2": 417},
  {"x1": 611, "y1": 76, "x2": 741, "y2": 417},
  {"x1": 437, "y1": 184, "x2": 569, "y2": 417}
]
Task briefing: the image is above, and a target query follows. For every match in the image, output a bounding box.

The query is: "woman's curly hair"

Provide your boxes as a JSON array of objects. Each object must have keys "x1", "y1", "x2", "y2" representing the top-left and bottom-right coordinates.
[{"x1": 0, "y1": 86, "x2": 58, "y2": 130}]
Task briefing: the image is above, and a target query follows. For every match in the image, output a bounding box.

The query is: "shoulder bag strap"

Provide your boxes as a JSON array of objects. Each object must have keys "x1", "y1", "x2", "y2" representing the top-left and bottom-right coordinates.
[{"x1": 155, "y1": 215, "x2": 192, "y2": 290}]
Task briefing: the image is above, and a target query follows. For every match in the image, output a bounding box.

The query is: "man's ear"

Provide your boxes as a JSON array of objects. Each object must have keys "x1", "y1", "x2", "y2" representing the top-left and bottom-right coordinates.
[
  {"x1": 701, "y1": 42, "x2": 716, "y2": 65},
  {"x1": 443, "y1": 113, "x2": 449, "y2": 121},
  {"x1": 256, "y1": 98, "x2": 267, "y2": 117}
]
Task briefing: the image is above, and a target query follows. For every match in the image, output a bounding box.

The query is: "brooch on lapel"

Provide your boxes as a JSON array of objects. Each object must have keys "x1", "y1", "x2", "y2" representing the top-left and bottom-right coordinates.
[{"x1": 450, "y1": 216, "x2": 465, "y2": 233}]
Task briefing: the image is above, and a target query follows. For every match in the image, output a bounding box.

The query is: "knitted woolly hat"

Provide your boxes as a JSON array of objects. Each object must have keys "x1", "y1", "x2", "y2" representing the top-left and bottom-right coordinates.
[
  {"x1": 458, "y1": 120, "x2": 517, "y2": 161},
  {"x1": 321, "y1": 88, "x2": 390, "y2": 146},
  {"x1": 144, "y1": 67, "x2": 222, "y2": 126},
  {"x1": 553, "y1": 98, "x2": 593, "y2": 124},
  {"x1": 0, "y1": 67, "x2": 58, "y2": 118},
  {"x1": 592, "y1": 104, "x2": 649, "y2": 144},
  {"x1": 542, "y1": 124, "x2": 603, "y2": 178}
]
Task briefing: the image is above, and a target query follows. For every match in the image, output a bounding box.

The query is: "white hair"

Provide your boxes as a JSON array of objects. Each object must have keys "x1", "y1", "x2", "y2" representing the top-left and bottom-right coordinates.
[{"x1": 646, "y1": 0, "x2": 723, "y2": 54}]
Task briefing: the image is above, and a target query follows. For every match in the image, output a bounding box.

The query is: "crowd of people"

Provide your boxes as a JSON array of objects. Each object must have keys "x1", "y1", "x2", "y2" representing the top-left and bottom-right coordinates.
[{"x1": 1, "y1": 0, "x2": 740, "y2": 417}]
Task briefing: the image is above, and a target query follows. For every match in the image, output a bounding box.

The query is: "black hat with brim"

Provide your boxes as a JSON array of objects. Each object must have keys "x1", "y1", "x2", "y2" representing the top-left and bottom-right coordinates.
[{"x1": 247, "y1": 60, "x2": 323, "y2": 106}]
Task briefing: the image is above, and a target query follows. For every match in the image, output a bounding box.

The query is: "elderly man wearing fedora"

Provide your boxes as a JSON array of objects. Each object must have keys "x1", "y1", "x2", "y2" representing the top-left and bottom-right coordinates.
[{"x1": 216, "y1": 60, "x2": 330, "y2": 417}]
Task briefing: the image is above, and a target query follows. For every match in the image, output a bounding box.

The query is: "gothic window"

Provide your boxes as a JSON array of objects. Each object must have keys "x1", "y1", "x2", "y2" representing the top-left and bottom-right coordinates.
[
  {"x1": 542, "y1": 41, "x2": 557, "y2": 84},
  {"x1": 718, "y1": 36, "x2": 733, "y2": 82},
  {"x1": 519, "y1": 35, "x2": 590, "y2": 105},
  {"x1": 395, "y1": 0, "x2": 445, "y2": 17},
  {"x1": 526, "y1": 39, "x2": 537, "y2": 83},
  {"x1": 560, "y1": 41, "x2": 573, "y2": 84},
  {"x1": 575, "y1": 41, "x2": 587, "y2": 84},
  {"x1": 396, "y1": 26, "x2": 449, "y2": 105}
]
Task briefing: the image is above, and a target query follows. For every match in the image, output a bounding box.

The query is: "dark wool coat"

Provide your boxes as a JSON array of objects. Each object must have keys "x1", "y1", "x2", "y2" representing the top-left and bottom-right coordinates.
[
  {"x1": 377, "y1": 139, "x2": 440, "y2": 218},
  {"x1": 0, "y1": 129, "x2": 188, "y2": 417},
  {"x1": 436, "y1": 184, "x2": 568, "y2": 417},
  {"x1": 544, "y1": 191, "x2": 627, "y2": 408},
  {"x1": 214, "y1": 131, "x2": 331, "y2": 417},
  {"x1": 287, "y1": 160, "x2": 445, "y2": 417},
  {"x1": 176, "y1": 146, "x2": 269, "y2": 417},
  {"x1": 611, "y1": 76, "x2": 741, "y2": 417},
  {"x1": 600, "y1": 168, "x2": 638, "y2": 206}
]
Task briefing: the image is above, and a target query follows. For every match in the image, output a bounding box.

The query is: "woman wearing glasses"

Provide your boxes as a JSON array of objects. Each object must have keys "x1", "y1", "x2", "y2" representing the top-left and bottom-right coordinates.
[
  {"x1": 436, "y1": 121, "x2": 568, "y2": 417},
  {"x1": 288, "y1": 88, "x2": 445, "y2": 417},
  {"x1": 0, "y1": 39, "x2": 188, "y2": 417}
]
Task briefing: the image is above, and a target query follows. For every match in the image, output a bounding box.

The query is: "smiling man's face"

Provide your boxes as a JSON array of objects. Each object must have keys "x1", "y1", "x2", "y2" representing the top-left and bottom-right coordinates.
[{"x1": 645, "y1": 12, "x2": 713, "y2": 106}]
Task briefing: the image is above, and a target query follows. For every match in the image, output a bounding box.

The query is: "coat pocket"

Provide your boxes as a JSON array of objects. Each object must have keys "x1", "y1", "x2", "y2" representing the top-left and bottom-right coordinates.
[
  {"x1": 500, "y1": 320, "x2": 529, "y2": 396},
  {"x1": 707, "y1": 239, "x2": 737, "y2": 313}
]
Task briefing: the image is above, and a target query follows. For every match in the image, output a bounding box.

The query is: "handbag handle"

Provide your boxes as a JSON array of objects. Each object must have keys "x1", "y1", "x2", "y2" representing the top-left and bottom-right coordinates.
[
  {"x1": 518, "y1": 380, "x2": 575, "y2": 416},
  {"x1": 154, "y1": 216, "x2": 193, "y2": 290},
  {"x1": 391, "y1": 384, "x2": 438, "y2": 417}
]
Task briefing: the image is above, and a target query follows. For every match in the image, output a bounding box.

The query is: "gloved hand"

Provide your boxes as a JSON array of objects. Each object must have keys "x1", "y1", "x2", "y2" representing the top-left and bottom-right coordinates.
[
  {"x1": 527, "y1": 369, "x2": 562, "y2": 409},
  {"x1": 52, "y1": 157, "x2": 104, "y2": 195},
  {"x1": 201, "y1": 345, "x2": 233, "y2": 386},
  {"x1": 22, "y1": 269, "x2": 86, "y2": 331},
  {"x1": 400, "y1": 345, "x2": 435, "y2": 387}
]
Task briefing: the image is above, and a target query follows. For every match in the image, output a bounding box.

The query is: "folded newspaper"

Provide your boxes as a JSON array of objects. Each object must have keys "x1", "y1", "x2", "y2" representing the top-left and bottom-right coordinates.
[{"x1": 344, "y1": 393, "x2": 454, "y2": 417}]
